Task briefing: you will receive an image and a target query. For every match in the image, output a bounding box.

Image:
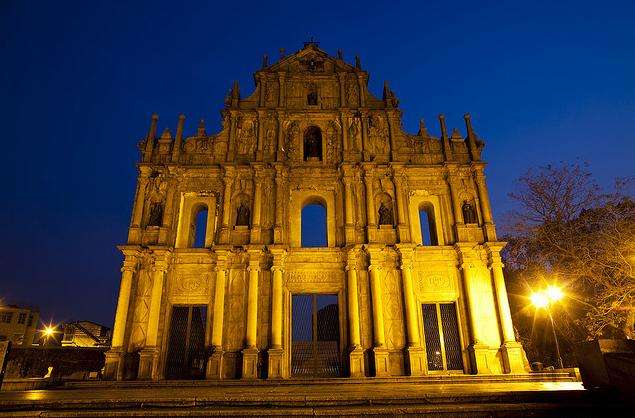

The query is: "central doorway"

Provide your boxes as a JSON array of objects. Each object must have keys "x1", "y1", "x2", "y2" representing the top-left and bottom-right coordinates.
[
  {"x1": 165, "y1": 305, "x2": 207, "y2": 379},
  {"x1": 291, "y1": 294, "x2": 342, "y2": 377}
]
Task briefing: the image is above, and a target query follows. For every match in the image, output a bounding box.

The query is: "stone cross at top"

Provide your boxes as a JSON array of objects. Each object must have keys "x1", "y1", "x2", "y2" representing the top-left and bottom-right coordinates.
[{"x1": 303, "y1": 37, "x2": 319, "y2": 48}]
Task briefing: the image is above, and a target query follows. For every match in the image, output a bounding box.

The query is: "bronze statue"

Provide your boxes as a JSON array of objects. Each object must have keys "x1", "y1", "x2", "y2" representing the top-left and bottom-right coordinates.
[
  {"x1": 236, "y1": 202, "x2": 251, "y2": 226},
  {"x1": 462, "y1": 201, "x2": 477, "y2": 224},
  {"x1": 378, "y1": 202, "x2": 393, "y2": 225}
]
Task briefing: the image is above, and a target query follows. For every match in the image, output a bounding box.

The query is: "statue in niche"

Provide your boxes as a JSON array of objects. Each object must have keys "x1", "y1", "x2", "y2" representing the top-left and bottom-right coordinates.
[
  {"x1": 147, "y1": 203, "x2": 163, "y2": 227},
  {"x1": 144, "y1": 172, "x2": 167, "y2": 228},
  {"x1": 303, "y1": 126, "x2": 322, "y2": 160},
  {"x1": 462, "y1": 201, "x2": 477, "y2": 224},
  {"x1": 378, "y1": 202, "x2": 394, "y2": 226},
  {"x1": 236, "y1": 201, "x2": 251, "y2": 227},
  {"x1": 237, "y1": 119, "x2": 256, "y2": 155},
  {"x1": 306, "y1": 83, "x2": 318, "y2": 106},
  {"x1": 368, "y1": 114, "x2": 389, "y2": 155},
  {"x1": 348, "y1": 117, "x2": 360, "y2": 152}
]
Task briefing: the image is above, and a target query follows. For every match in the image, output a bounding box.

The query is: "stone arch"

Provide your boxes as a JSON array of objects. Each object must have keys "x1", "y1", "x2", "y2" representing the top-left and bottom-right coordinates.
[
  {"x1": 407, "y1": 192, "x2": 445, "y2": 246},
  {"x1": 175, "y1": 193, "x2": 217, "y2": 248},
  {"x1": 289, "y1": 190, "x2": 336, "y2": 247}
]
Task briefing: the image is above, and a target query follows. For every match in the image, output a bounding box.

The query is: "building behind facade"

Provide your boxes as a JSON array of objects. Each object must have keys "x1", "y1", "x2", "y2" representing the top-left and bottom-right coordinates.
[
  {"x1": 104, "y1": 42, "x2": 527, "y2": 381},
  {"x1": 0, "y1": 305, "x2": 39, "y2": 346},
  {"x1": 62, "y1": 321, "x2": 112, "y2": 347}
]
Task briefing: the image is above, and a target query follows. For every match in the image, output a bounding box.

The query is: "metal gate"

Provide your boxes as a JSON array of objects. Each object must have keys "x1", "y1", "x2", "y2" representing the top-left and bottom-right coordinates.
[
  {"x1": 291, "y1": 294, "x2": 342, "y2": 377},
  {"x1": 165, "y1": 305, "x2": 207, "y2": 379},
  {"x1": 422, "y1": 302, "x2": 464, "y2": 371}
]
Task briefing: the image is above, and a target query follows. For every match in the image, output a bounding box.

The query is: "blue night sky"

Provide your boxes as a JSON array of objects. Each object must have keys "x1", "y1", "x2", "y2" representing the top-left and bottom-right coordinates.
[{"x1": 1, "y1": 1, "x2": 633, "y2": 326}]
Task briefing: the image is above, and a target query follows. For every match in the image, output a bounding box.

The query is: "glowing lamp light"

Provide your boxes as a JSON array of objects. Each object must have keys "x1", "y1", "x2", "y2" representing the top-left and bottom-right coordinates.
[
  {"x1": 42, "y1": 326, "x2": 56, "y2": 338},
  {"x1": 530, "y1": 292, "x2": 549, "y2": 308},
  {"x1": 545, "y1": 285, "x2": 564, "y2": 302}
]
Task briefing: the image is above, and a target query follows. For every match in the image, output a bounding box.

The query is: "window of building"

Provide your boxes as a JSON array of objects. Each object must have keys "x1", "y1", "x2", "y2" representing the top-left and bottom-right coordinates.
[
  {"x1": 0, "y1": 312, "x2": 13, "y2": 323},
  {"x1": 190, "y1": 205, "x2": 208, "y2": 248},
  {"x1": 301, "y1": 203, "x2": 327, "y2": 247},
  {"x1": 419, "y1": 204, "x2": 438, "y2": 246},
  {"x1": 303, "y1": 126, "x2": 322, "y2": 161},
  {"x1": 17, "y1": 312, "x2": 27, "y2": 324}
]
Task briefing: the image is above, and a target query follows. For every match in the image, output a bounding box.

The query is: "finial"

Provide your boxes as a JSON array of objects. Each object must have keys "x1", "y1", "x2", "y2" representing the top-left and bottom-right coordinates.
[
  {"x1": 172, "y1": 115, "x2": 186, "y2": 163},
  {"x1": 451, "y1": 128, "x2": 463, "y2": 140},
  {"x1": 197, "y1": 119, "x2": 206, "y2": 137},
  {"x1": 262, "y1": 54, "x2": 269, "y2": 68},
  {"x1": 438, "y1": 114, "x2": 448, "y2": 139},
  {"x1": 231, "y1": 80, "x2": 240, "y2": 99},
  {"x1": 418, "y1": 119, "x2": 429, "y2": 137},
  {"x1": 151, "y1": 113, "x2": 159, "y2": 121},
  {"x1": 160, "y1": 127, "x2": 172, "y2": 140},
  {"x1": 463, "y1": 113, "x2": 474, "y2": 134},
  {"x1": 279, "y1": 48, "x2": 286, "y2": 59},
  {"x1": 355, "y1": 55, "x2": 361, "y2": 69},
  {"x1": 337, "y1": 49, "x2": 343, "y2": 60}
]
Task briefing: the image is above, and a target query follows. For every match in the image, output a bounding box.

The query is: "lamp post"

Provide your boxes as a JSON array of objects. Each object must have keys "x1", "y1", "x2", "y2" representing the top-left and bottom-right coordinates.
[{"x1": 530, "y1": 285, "x2": 565, "y2": 370}]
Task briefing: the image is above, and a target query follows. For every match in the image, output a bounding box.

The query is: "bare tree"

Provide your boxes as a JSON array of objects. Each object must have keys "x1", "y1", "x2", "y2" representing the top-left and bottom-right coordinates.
[{"x1": 503, "y1": 163, "x2": 634, "y2": 340}]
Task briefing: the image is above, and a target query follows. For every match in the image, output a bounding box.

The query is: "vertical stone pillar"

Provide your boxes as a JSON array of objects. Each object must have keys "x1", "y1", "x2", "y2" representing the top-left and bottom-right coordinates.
[
  {"x1": 340, "y1": 111, "x2": 349, "y2": 155},
  {"x1": 250, "y1": 166, "x2": 263, "y2": 244},
  {"x1": 219, "y1": 167, "x2": 235, "y2": 243},
  {"x1": 368, "y1": 261, "x2": 389, "y2": 376},
  {"x1": 207, "y1": 255, "x2": 228, "y2": 379},
  {"x1": 346, "y1": 250, "x2": 365, "y2": 377},
  {"x1": 356, "y1": 73, "x2": 366, "y2": 107},
  {"x1": 128, "y1": 170, "x2": 150, "y2": 243},
  {"x1": 447, "y1": 170, "x2": 464, "y2": 226},
  {"x1": 138, "y1": 254, "x2": 169, "y2": 380},
  {"x1": 268, "y1": 249, "x2": 286, "y2": 378},
  {"x1": 386, "y1": 111, "x2": 398, "y2": 160},
  {"x1": 474, "y1": 167, "x2": 496, "y2": 240},
  {"x1": 392, "y1": 167, "x2": 410, "y2": 242},
  {"x1": 397, "y1": 246, "x2": 426, "y2": 375},
  {"x1": 256, "y1": 110, "x2": 265, "y2": 160},
  {"x1": 354, "y1": 168, "x2": 366, "y2": 242},
  {"x1": 363, "y1": 166, "x2": 376, "y2": 242},
  {"x1": 337, "y1": 73, "x2": 347, "y2": 108},
  {"x1": 227, "y1": 111, "x2": 238, "y2": 162},
  {"x1": 343, "y1": 167, "x2": 356, "y2": 244},
  {"x1": 242, "y1": 253, "x2": 261, "y2": 379},
  {"x1": 277, "y1": 72, "x2": 286, "y2": 108},
  {"x1": 276, "y1": 111, "x2": 285, "y2": 161},
  {"x1": 104, "y1": 254, "x2": 137, "y2": 380},
  {"x1": 274, "y1": 164, "x2": 287, "y2": 244},
  {"x1": 361, "y1": 111, "x2": 370, "y2": 161},
  {"x1": 486, "y1": 243, "x2": 526, "y2": 373}
]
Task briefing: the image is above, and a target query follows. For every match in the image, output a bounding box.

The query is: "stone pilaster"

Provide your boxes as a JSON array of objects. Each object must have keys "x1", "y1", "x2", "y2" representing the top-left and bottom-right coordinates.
[
  {"x1": 250, "y1": 165, "x2": 264, "y2": 244},
  {"x1": 346, "y1": 247, "x2": 365, "y2": 377},
  {"x1": 219, "y1": 166, "x2": 235, "y2": 243},
  {"x1": 242, "y1": 250, "x2": 263, "y2": 379},
  {"x1": 474, "y1": 165, "x2": 496, "y2": 241},
  {"x1": 268, "y1": 249, "x2": 286, "y2": 378},
  {"x1": 273, "y1": 164, "x2": 287, "y2": 244},
  {"x1": 367, "y1": 249, "x2": 389, "y2": 377},
  {"x1": 391, "y1": 165, "x2": 410, "y2": 243},
  {"x1": 207, "y1": 253, "x2": 228, "y2": 379}
]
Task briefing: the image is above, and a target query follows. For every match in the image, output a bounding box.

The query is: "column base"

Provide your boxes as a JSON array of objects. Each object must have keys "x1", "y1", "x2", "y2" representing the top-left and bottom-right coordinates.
[
  {"x1": 137, "y1": 347, "x2": 159, "y2": 380},
  {"x1": 468, "y1": 343, "x2": 497, "y2": 374},
  {"x1": 267, "y1": 348, "x2": 284, "y2": 379},
  {"x1": 349, "y1": 347, "x2": 365, "y2": 378},
  {"x1": 406, "y1": 346, "x2": 426, "y2": 376},
  {"x1": 500, "y1": 341, "x2": 527, "y2": 374},
  {"x1": 274, "y1": 226, "x2": 284, "y2": 244},
  {"x1": 103, "y1": 349, "x2": 123, "y2": 380},
  {"x1": 206, "y1": 348, "x2": 224, "y2": 379},
  {"x1": 242, "y1": 347, "x2": 259, "y2": 379},
  {"x1": 373, "y1": 347, "x2": 390, "y2": 377},
  {"x1": 397, "y1": 224, "x2": 410, "y2": 242},
  {"x1": 345, "y1": 225, "x2": 356, "y2": 244}
]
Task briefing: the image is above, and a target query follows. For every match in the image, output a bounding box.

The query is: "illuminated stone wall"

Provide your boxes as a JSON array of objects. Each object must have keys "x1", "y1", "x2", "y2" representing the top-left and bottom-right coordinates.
[{"x1": 104, "y1": 43, "x2": 526, "y2": 380}]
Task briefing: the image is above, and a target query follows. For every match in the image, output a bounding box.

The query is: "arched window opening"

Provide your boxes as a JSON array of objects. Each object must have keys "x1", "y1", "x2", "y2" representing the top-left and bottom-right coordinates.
[
  {"x1": 419, "y1": 204, "x2": 438, "y2": 246},
  {"x1": 191, "y1": 205, "x2": 208, "y2": 248},
  {"x1": 301, "y1": 203, "x2": 327, "y2": 247},
  {"x1": 303, "y1": 126, "x2": 322, "y2": 161}
]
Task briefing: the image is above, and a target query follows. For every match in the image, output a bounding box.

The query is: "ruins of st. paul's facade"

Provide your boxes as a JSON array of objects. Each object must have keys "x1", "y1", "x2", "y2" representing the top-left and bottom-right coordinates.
[{"x1": 104, "y1": 42, "x2": 527, "y2": 381}]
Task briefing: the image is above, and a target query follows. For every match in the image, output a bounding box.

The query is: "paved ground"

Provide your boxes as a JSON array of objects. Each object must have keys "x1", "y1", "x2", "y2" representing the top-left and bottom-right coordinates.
[{"x1": 0, "y1": 380, "x2": 629, "y2": 417}]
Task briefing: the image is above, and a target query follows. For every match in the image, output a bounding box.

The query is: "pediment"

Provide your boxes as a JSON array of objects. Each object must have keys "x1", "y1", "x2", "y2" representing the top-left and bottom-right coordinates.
[{"x1": 264, "y1": 44, "x2": 359, "y2": 74}]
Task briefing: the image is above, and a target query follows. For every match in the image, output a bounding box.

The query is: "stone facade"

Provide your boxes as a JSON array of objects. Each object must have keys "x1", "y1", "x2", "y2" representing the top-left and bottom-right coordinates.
[{"x1": 104, "y1": 42, "x2": 527, "y2": 380}]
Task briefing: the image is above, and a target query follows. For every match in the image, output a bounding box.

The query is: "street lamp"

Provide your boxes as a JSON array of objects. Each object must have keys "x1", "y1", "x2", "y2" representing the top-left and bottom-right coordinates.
[
  {"x1": 530, "y1": 285, "x2": 565, "y2": 370},
  {"x1": 40, "y1": 324, "x2": 58, "y2": 345}
]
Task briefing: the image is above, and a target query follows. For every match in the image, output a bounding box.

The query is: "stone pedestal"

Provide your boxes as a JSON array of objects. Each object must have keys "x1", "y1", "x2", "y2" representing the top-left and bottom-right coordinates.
[
  {"x1": 242, "y1": 348, "x2": 259, "y2": 379},
  {"x1": 406, "y1": 346, "x2": 426, "y2": 376},
  {"x1": 500, "y1": 342, "x2": 526, "y2": 373},
  {"x1": 349, "y1": 347, "x2": 365, "y2": 378},
  {"x1": 103, "y1": 349, "x2": 122, "y2": 380},
  {"x1": 373, "y1": 347, "x2": 390, "y2": 377},
  {"x1": 137, "y1": 347, "x2": 158, "y2": 380},
  {"x1": 206, "y1": 349, "x2": 224, "y2": 379},
  {"x1": 468, "y1": 344, "x2": 496, "y2": 374},
  {"x1": 267, "y1": 348, "x2": 284, "y2": 379},
  {"x1": 345, "y1": 226, "x2": 356, "y2": 244}
]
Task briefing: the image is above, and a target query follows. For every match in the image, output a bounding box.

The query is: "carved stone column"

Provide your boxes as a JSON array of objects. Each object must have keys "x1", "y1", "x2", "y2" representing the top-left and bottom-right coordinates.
[
  {"x1": 368, "y1": 260, "x2": 389, "y2": 376},
  {"x1": 242, "y1": 253, "x2": 261, "y2": 379},
  {"x1": 362, "y1": 165, "x2": 377, "y2": 242},
  {"x1": 138, "y1": 253, "x2": 169, "y2": 380},
  {"x1": 356, "y1": 73, "x2": 366, "y2": 107},
  {"x1": 337, "y1": 72, "x2": 347, "y2": 108},
  {"x1": 474, "y1": 166, "x2": 496, "y2": 240},
  {"x1": 227, "y1": 111, "x2": 238, "y2": 162},
  {"x1": 104, "y1": 253, "x2": 138, "y2": 380},
  {"x1": 397, "y1": 246, "x2": 426, "y2": 376},
  {"x1": 268, "y1": 249, "x2": 286, "y2": 378},
  {"x1": 207, "y1": 253, "x2": 228, "y2": 379},
  {"x1": 391, "y1": 166, "x2": 410, "y2": 242},
  {"x1": 256, "y1": 110, "x2": 265, "y2": 160},
  {"x1": 342, "y1": 166, "x2": 356, "y2": 244},
  {"x1": 277, "y1": 72, "x2": 286, "y2": 108},
  {"x1": 276, "y1": 111, "x2": 285, "y2": 161},
  {"x1": 219, "y1": 167, "x2": 235, "y2": 243},
  {"x1": 486, "y1": 243, "x2": 526, "y2": 373},
  {"x1": 250, "y1": 165, "x2": 263, "y2": 244},
  {"x1": 274, "y1": 164, "x2": 287, "y2": 244},
  {"x1": 361, "y1": 111, "x2": 370, "y2": 161},
  {"x1": 128, "y1": 169, "x2": 150, "y2": 243},
  {"x1": 346, "y1": 250, "x2": 365, "y2": 377}
]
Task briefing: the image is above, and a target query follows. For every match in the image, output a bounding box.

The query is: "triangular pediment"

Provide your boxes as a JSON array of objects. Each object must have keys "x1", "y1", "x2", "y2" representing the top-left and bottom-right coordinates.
[{"x1": 263, "y1": 43, "x2": 359, "y2": 74}]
